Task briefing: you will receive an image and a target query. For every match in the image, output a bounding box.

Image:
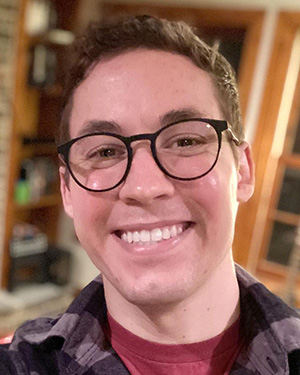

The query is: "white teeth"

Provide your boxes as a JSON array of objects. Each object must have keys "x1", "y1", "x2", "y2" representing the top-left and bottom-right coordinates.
[
  {"x1": 119, "y1": 224, "x2": 188, "y2": 244},
  {"x1": 162, "y1": 227, "x2": 170, "y2": 240},
  {"x1": 127, "y1": 232, "x2": 133, "y2": 243},
  {"x1": 151, "y1": 228, "x2": 162, "y2": 242},
  {"x1": 133, "y1": 231, "x2": 140, "y2": 243},
  {"x1": 170, "y1": 225, "x2": 177, "y2": 238},
  {"x1": 141, "y1": 230, "x2": 151, "y2": 242}
]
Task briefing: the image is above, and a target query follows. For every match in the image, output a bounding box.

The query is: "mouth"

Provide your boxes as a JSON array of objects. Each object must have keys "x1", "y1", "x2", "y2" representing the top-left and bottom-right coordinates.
[{"x1": 114, "y1": 222, "x2": 192, "y2": 245}]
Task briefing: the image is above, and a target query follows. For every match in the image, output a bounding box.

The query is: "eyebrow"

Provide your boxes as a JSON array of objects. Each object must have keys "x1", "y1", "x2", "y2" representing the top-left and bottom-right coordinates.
[
  {"x1": 77, "y1": 120, "x2": 122, "y2": 137},
  {"x1": 160, "y1": 108, "x2": 210, "y2": 125},
  {"x1": 77, "y1": 107, "x2": 209, "y2": 137}
]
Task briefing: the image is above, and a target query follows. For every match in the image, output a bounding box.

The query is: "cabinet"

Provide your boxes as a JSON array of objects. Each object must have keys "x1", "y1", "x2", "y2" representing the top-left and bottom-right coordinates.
[{"x1": 2, "y1": 0, "x2": 79, "y2": 289}]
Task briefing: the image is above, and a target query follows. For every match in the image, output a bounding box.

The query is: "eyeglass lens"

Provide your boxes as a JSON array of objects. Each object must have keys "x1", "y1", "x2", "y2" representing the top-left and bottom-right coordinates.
[{"x1": 68, "y1": 120, "x2": 219, "y2": 191}]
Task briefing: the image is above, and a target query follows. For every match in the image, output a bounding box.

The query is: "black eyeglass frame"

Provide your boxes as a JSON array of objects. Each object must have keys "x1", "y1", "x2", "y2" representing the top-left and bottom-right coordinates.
[{"x1": 57, "y1": 118, "x2": 241, "y2": 193}]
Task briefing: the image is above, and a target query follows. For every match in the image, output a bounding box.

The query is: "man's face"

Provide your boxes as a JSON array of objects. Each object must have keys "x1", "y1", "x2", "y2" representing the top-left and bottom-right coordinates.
[{"x1": 61, "y1": 49, "x2": 253, "y2": 306}]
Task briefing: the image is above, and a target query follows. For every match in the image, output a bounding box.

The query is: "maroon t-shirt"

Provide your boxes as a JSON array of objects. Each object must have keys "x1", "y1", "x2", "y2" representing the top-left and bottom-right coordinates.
[{"x1": 107, "y1": 313, "x2": 243, "y2": 375}]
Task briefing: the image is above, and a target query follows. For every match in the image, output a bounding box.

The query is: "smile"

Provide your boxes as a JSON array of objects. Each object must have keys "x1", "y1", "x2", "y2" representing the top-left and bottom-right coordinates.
[{"x1": 116, "y1": 223, "x2": 191, "y2": 245}]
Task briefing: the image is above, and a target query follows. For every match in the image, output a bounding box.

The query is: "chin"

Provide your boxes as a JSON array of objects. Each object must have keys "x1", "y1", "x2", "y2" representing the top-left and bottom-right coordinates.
[
  {"x1": 111, "y1": 271, "x2": 204, "y2": 308},
  {"x1": 122, "y1": 287, "x2": 186, "y2": 308}
]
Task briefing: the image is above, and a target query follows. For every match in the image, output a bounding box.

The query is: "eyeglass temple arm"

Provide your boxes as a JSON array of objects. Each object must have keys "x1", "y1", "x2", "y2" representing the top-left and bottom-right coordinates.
[{"x1": 226, "y1": 127, "x2": 242, "y2": 146}]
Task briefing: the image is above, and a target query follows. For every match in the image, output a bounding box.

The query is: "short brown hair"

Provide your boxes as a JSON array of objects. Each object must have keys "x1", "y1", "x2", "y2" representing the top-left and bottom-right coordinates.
[{"x1": 59, "y1": 15, "x2": 244, "y2": 144}]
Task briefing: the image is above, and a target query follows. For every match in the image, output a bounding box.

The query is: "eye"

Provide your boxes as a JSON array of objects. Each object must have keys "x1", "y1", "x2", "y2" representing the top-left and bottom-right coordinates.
[
  {"x1": 174, "y1": 137, "x2": 202, "y2": 148},
  {"x1": 98, "y1": 147, "x2": 117, "y2": 158},
  {"x1": 164, "y1": 134, "x2": 205, "y2": 150},
  {"x1": 87, "y1": 144, "x2": 126, "y2": 160}
]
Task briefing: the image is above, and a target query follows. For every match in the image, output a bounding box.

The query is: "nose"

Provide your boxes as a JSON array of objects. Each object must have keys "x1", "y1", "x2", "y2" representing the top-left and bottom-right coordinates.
[{"x1": 118, "y1": 146, "x2": 175, "y2": 205}]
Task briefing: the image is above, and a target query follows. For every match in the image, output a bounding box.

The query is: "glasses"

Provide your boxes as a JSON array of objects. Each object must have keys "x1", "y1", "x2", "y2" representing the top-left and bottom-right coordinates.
[{"x1": 57, "y1": 118, "x2": 240, "y2": 192}]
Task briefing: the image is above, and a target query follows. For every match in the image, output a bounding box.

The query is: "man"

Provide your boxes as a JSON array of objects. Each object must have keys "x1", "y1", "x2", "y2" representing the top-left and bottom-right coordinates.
[{"x1": 1, "y1": 15, "x2": 300, "y2": 375}]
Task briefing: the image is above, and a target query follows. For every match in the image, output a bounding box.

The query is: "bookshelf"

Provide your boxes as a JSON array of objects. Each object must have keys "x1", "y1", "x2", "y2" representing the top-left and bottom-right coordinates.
[{"x1": 2, "y1": 0, "x2": 79, "y2": 289}]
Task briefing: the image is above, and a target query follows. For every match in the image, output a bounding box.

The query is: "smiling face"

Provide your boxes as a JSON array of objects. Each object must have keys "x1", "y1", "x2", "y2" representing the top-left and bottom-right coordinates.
[{"x1": 60, "y1": 49, "x2": 254, "y2": 307}]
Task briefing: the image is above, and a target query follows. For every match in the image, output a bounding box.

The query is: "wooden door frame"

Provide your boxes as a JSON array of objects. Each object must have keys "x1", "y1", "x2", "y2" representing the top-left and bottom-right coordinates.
[{"x1": 236, "y1": 12, "x2": 300, "y2": 276}]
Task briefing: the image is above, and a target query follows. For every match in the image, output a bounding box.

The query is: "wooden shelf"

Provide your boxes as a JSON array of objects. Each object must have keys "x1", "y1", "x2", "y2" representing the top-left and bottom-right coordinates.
[
  {"x1": 2, "y1": 0, "x2": 80, "y2": 289},
  {"x1": 270, "y1": 209, "x2": 300, "y2": 226},
  {"x1": 42, "y1": 84, "x2": 64, "y2": 97},
  {"x1": 29, "y1": 29, "x2": 75, "y2": 48},
  {"x1": 14, "y1": 194, "x2": 61, "y2": 211},
  {"x1": 20, "y1": 138, "x2": 58, "y2": 158},
  {"x1": 280, "y1": 153, "x2": 300, "y2": 168},
  {"x1": 25, "y1": 84, "x2": 64, "y2": 98}
]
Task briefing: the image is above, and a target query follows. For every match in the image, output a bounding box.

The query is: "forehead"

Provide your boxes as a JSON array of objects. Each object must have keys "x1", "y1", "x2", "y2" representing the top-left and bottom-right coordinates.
[{"x1": 69, "y1": 49, "x2": 223, "y2": 137}]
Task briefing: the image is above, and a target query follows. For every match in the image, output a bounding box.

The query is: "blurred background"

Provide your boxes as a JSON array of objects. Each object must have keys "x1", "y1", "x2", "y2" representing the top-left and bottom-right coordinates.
[{"x1": 1, "y1": 0, "x2": 300, "y2": 338}]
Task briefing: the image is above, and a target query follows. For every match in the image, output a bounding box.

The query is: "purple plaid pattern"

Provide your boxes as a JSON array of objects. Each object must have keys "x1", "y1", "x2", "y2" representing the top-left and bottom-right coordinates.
[{"x1": 0, "y1": 265, "x2": 299, "y2": 374}]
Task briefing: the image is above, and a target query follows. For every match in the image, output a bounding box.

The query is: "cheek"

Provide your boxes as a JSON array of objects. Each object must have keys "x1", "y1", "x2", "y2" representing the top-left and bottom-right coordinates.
[
  {"x1": 69, "y1": 187, "x2": 113, "y2": 242},
  {"x1": 183, "y1": 166, "x2": 238, "y2": 227},
  {"x1": 183, "y1": 173, "x2": 224, "y2": 212}
]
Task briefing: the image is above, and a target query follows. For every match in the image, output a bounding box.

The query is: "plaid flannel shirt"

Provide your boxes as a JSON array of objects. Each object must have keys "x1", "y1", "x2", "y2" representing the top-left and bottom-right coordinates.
[{"x1": 0, "y1": 264, "x2": 299, "y2": 375}]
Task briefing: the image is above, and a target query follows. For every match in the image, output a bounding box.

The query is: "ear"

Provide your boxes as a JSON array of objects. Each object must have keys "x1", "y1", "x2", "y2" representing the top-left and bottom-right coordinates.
[
  {"x1": 236, "y1": 142, "x2": 255, "y2": 203},
  {"x1": 59, "y1": 166, "x2": 74, "y2": 218}
]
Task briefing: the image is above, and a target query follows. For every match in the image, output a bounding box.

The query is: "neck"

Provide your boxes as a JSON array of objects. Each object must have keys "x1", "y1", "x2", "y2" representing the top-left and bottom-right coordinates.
[{"x1": 104, "y1": 253, "x2": 240, "y2": 344}]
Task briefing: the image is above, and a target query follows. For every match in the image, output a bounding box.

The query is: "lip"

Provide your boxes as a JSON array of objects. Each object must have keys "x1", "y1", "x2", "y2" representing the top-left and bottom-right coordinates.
[{"x1": 112, "y1": 221, "x2": 194, "y2": 256}]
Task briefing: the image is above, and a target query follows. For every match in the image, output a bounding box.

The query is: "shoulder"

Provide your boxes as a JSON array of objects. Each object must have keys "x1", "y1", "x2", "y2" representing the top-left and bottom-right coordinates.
[
  {"x1": 10, "y1": 315, "x2": 59, "y2": 348},
  {"x1": 236, "y1": 265, "x2": 300, "y2": 341},
  {"x1": 0, "y1": 316, "x2": 60, "y2": 375},
  {"x1": 0, "y1": 343, "x2": 29, "y2": 375},
  {"x1": 235, "y1": 264, "x2": 300, "y2": 373},
  {"x1": 0, "y1": 276, "x2": 109, "y2": 374}
]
